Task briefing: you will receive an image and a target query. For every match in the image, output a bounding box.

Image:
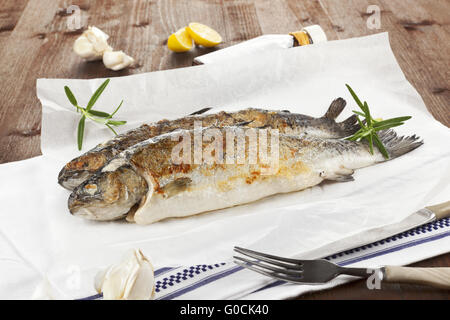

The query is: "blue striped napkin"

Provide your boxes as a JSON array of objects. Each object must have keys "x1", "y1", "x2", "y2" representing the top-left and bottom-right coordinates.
[{"x1": 81, "y1": 217, "x2": 449, "y2": 300}]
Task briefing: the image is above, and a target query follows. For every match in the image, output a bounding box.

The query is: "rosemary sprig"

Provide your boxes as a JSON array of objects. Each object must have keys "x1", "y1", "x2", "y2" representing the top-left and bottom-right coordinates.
[
  {"x1": 345, "y1": 84, "x2": 411, "y2": 159},
  {"x1": 64, "y1": 79, "x2": 127, "y2": 150}
]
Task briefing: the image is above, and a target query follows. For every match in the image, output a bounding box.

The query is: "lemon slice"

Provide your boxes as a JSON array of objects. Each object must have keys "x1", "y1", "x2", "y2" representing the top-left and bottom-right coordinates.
[
  {"x1": 167, "y1": 27, "x2": 193, "y2": 52},
  {"x1": 186, "y1": 22, "x2": 222, "y2": 47}
]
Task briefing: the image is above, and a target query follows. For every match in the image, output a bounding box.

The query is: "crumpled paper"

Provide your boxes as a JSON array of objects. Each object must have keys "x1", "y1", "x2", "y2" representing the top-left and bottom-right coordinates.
[{"x1": 0, "y1": 33, "x2": 449, "y2": 299}]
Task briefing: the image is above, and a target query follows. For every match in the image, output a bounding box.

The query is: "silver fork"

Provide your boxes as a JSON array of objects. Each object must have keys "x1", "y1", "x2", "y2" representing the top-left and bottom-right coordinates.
[{"x1": 233, "y1": 246, "x2": 450, "y2": 289}]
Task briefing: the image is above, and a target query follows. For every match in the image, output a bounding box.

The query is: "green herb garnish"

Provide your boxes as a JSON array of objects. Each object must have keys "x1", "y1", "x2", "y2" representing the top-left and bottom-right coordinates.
[
  {"x1": 345, "y1": 84, "x2": 411, "y2": 159},
  {"x1": 64, "y1": 79, "x2": 127, "y2": 150}
]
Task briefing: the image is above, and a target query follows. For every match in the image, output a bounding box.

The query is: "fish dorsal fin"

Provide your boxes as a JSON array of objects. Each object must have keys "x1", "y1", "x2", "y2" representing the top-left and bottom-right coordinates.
[
  {"x1": 189, "y1": 107, "x2": 213, "y2": 116},
  {"x1": 323, "y1": 98, "x2": 346, "y2": 120},
  {"x1": 160, "y1": 177, "x2": 192, "y2": 198},
  {"x1": 338, "y1": 114, "x2": 360, "y2": 137}
]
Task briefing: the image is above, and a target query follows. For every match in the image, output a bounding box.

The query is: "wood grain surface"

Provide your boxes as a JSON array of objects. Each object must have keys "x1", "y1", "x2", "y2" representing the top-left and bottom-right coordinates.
[{"x1": 0, "y1": 0, "x2": 448, "y2": 299}]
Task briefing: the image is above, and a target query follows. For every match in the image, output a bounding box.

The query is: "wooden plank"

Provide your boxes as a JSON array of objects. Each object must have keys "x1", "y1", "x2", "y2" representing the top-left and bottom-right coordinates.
[
  {"x1": 380, "y1": 0, "x2": 450, "y2": 126},
  {"x1": 0, "y1": 0, "x2": 27, "y2": 44},
  {"x1": 285, "y1": 0, "x2": 341, "y2": 40},
  {"x1": 151, "y1": 0, "x2": 233, "y2": 69},
  {"x1": 253, "y1": 0, "x2": 300, "y2": 34},
  {"x1": 319, "y1": 0, "x2": 450, "y2": 126},
  {"x1": 222, "y1": 0, "x2": 263, "y2": 42},
  {"x1": 0, "y1": 0, "x2": 61, "y2": 163}
]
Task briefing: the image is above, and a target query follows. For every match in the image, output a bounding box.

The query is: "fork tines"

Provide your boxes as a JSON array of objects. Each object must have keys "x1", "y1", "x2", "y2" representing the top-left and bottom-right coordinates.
[{"x1": 233, "y1": 246, "x2": 306, "y2": 284}]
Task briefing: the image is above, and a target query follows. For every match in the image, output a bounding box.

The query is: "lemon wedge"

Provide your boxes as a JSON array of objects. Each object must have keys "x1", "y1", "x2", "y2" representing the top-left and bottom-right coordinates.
[
  {"x1": 167, "y1": 27, "x2": 193, "y2": 52},
  {"x1": 186, "y1": 22, "x2": 222, "y2": 47}
]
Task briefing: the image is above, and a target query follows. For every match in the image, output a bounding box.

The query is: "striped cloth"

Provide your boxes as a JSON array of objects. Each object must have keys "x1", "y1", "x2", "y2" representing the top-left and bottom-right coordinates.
[{"x1": 81, "y1": 217, "x2": 450, "y2": 300}]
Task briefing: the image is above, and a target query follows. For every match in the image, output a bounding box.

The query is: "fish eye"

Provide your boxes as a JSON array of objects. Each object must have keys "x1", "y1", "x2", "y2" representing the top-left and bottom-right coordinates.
[{"x1": 84, "y1": 184, "x2": 98, "y2": 195}]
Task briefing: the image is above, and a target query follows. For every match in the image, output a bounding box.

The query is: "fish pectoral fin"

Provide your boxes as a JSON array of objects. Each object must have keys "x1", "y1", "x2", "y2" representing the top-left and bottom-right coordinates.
[
  {"x1": 330, "y1": 174, "x2": 354, "y2": 182},
  {"x1": 161, "y1": 177, "x2": 192, "y2": 198},
  {"x1": 236, "y1": 120, "x2": 254, "y2": 127},
  {"x1": 320, "y1": 168, "x2": 355, "y2": 182}
]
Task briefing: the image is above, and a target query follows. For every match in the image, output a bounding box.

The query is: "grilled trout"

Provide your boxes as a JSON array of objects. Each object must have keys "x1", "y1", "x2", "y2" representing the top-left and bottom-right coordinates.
[
  {"x1": 68, "y1": 127, "x2": 422, "y2": 224},
  {"x1": 58, "y1": 98, "x2": 360, "y2": 190}
]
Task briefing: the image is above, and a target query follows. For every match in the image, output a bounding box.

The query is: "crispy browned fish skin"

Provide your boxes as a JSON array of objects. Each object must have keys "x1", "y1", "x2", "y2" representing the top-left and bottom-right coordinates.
[
  {"x1": 68, "y1": 128, "x2": 422, "y2": 224},
  {"x1": 59, "y1": 98, "x2": 359, "y2": 190}
]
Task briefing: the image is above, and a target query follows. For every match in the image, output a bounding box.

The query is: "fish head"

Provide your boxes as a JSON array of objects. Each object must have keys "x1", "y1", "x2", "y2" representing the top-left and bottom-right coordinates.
[
  {"x1": 68, "y1": 160, "x2": 148, "y2": 221},
  {"x1": 58, "y1": 152, "x2": 108, "y2": 190}
]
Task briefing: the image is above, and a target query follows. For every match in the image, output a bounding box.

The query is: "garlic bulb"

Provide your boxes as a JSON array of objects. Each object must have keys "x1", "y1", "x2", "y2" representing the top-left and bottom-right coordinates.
[
  {"x1": 73, "y1": 26, "x2": 112, "y2": 61},
  {"x1": 103, "y1": 50, "x2": 135, "y2": 71},
  {"x1": 95, "y1": 249, "x2": 155, "y2": 300}
]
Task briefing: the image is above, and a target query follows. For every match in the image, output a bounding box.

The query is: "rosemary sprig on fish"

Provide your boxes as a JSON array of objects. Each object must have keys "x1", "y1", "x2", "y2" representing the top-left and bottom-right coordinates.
[
  {"x1": 58, "y1": 98, "x2": 360, "y2": 190},
  {"x1": 68, "y1": 126, "x2": 422, "y2": 224},
  {"x1": 345, "y1": 84, "x2": 412, "y2": 158},
  {"x1": 64, "y1": 79, "x2": 127, "y2": 150}
]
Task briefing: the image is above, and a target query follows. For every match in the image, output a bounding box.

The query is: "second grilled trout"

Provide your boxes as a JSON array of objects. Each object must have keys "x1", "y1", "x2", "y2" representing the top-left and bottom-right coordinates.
[
  {"x1": 58, "y1": 98, "x2": 359, "y2": 190},
  {"x1": 68, "y1": 127, "x2": 422, "y2": 224}
]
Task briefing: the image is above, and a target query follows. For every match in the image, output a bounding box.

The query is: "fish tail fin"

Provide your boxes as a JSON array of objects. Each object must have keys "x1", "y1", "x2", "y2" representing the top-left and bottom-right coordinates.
[
  {"x1": 339, "y1": 114, "x2": 361, "y2": 137},
  {"x1": 378, "y1": 130, "x2": 423, "y2": 160},
  {"x1": 323, "y1": 98, "x2": 346, "y2": 120}
]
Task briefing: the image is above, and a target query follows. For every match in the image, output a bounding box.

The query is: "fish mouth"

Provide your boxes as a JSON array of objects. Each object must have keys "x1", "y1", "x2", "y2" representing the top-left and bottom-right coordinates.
[
  {"x1": 67, "y1": 177, "x2": 133, "y2": 221},
  {"x1": 68, "y1": 193, "x2": 131, "y2": 221},
  {"x1": 58, "y1": 168, "x2": 94, "y2": 191},
  {"x1": 58, "y1": 152, "x2": 108, "y2": 190},
  {"x1": 70, "y1": 206, "x2": 129, "y2": 221},
  {"x1": 67, "y1": 164, "x2": 150, "y2": 222}
]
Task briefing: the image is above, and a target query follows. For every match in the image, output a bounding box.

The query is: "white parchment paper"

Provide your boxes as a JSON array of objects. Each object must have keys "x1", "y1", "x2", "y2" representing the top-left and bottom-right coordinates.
[{"x1": 1, "y1": 33, "x2": 449, "y2": 299}]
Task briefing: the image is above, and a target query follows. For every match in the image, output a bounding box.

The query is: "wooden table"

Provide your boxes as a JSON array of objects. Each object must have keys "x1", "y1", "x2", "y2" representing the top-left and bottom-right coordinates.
[{"x1": 0, "y1": 0, "x2": 448, "y2": 299}]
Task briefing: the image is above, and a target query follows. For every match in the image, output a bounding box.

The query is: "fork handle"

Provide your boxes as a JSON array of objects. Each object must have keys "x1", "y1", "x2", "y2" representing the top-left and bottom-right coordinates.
[{"x1": 384, "y1": 266, "x2": 450, "y2": 289}]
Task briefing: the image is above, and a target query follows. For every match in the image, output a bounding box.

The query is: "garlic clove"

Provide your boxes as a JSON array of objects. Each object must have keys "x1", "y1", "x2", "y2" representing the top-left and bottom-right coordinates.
[
  {"x1": 125, "y1": 262, "x2": 155, "y2": 300},
  {"x1": 94, "y1": 265, "x2": 110, "y2": 294},
  {"x1": 102, "y1": 254, "x2": 137, "y2": 300},
  {"x1": 101, "y1": 266, "x2": 128, "y2": 300},
  {"x1": 85, "y1": 26, "x2": 110, "y2": 44},
  {"x1": 73, "y1": 26, "x2": 112, "y2": 61},
  {"x1": 124, "y1": 250, "x2": 155, "y2": 300},
  {"x1": 103, "y1": 50, "x2": 134, "y2": 71},
  {"x1": 73, "y1": 36, "x2": 96, "y2": 60},
  {"x1": 95, "y1": 249, "x2": 155, "y2": 300}
]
